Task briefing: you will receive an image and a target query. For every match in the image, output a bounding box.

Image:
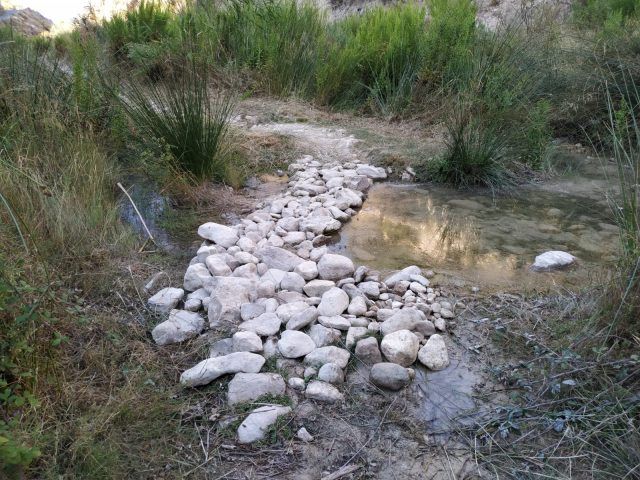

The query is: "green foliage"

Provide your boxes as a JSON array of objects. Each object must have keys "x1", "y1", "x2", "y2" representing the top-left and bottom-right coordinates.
[
  {"x1": 118, "y1": 62, "x2": 235, "y2": 180},
  {"x1": 573, "y1": 0, "x2": 640, "y2": 27},
  {"x1": 316, "y1": 3, "x2": 427, "y2": 113}
]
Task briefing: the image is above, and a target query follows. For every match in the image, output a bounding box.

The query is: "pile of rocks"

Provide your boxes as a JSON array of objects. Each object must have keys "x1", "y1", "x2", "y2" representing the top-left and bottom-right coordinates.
[{"x1": 147, "y1": 155, "x2": 455, "y2": 443}]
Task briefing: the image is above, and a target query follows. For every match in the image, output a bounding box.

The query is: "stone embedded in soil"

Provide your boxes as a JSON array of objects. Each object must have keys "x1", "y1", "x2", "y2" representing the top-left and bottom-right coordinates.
[
  {"x1": 227, "y1": 373, "x2": 286, "y2": 405},
  {"x1": 317, "y1": 254, "x2": 355, "y2": 281},
  {"x1": 317, "y1": 287, "x2": 350, "y2": 316},
  {"x1": 180, "y1": 352, "x2": 265, "y2": 387},
  {"x1": 297, "y1": 427, "x2": 314, "y2": 442},
  {"x1": 148, "y1": 287, "x2": 184, "y2": 314},
  {"x1": 355, "y1": 336, "x2": 382, "y2": 364},
  {"x1": 151, "y1": 309, "x2": 204, "y2": 346},
  {"x1": 198, "y1": 222, "x2": 239, "y2": 248},
  {"x1": 417, "y1": 334, "x2": 450, "y2": 371},
  {"x1": 277, "y1": 330, "x2": 317, "y2": 358},
  {"x1": 237, "y1": 405, "x2": 292, "y2": 444},
  {"x1": 255, "y1": 246, "x2": 304, "y2": 272},
  {"x1": 305, "y1": 381, "x2": 344, "y2": 403},
  {"x1": 232, "y1": 331, "x2": 263, "y2": 353},
  {"x1": 304, "y1": 346, "x2": 350, "y2": 369},
  {"x1": 238, "y1": 312, "x2": 282, "y2": 337},
  {"x1": 380, "y1": 329, "x2": 420, "y2": 367},
  {"x1": 370, "y1": 362, "x2": 412, "y2": 390},
  {"x1": 530, "y1": 250, "x2": 576, "y2": 272},
  {"x1": 317, "y1": 363, "x2": 344, "y2": 384}
]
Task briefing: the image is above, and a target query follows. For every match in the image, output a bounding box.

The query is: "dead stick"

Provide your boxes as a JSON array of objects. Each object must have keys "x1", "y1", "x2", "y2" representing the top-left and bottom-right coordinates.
[
  {"x1": 321, "y1": 464, "x2": 360, "y2": 480},
  {"x1": 117, "y1": 182, "x2": 156, "y2": 246}
]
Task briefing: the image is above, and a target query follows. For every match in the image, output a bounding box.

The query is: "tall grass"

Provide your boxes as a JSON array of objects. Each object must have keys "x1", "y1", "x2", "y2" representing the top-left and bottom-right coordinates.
[{"x1": 118, "y1": 62, "x2": 235, "y2": 180}]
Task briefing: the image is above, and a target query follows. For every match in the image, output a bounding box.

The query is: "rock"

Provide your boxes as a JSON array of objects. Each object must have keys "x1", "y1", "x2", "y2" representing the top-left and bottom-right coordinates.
[
  {"x1": 380, "y1": 329, "x2": 419, "y2": 367},
  {"x1": 184, "y1": 297, "x2": 201, "y2": 311},
  {"x1": 289, "y1": 377, "x2": 306, "y2": 391},
  {"x1": 207, "y1": 277, "x2": 255, "y2": 327},
  {"x1": 209, "y1": 338, "x2": 233, "y2": 358},
  {"x1": 417, "y1": 334, "x2": 450, "y2": 371},
  {"x1": 358, "y1": 281, "x2": 380, "y2": 299},
  {"x1": 347, "y1": 296, "x2": 367, "y2": 316},
  {"x1": 415, "y1": 320, "x2": 437, "y2": 337},
  {"x1": 370, "y1": 363, "x2": 412, "y2": 390},
  {"x1": 277, "y1": 330, "x2": 317, "y2": 358},
  {"x1": 275, "y1": 301, "x2": 310, "y2": 323},
  {"x1": 0, "y1": 7, "x2": 53, "y2": 36},
  {"x1": 184, "y1": 263, "x2": 212, "y2": 291},
  {"x1": 305, "y1": 381, "x2": 344, "y2": 403},
  {"x1": 262, "y1": 268, "x2": 286, "y2": 288},
  {"x1": 303, "y1": 279, "x2": 335, "y2": 297},
  {"x1": 380, "y1": 308, "x2": 425, "y2": 336},
  {"x1": 355, "y1": 337, "x2": 382, "y2": 364},
  {"x1": 255, "y1": 246, "x2": 304, "y2": 272},
  {"x1": 300, "y1": 216, "x2": 341, "y2": 235},
  {"x1": 263, "y1": 336, "x2": 278, "y2": 358},
  {"x1": 317, "y1": 287, "x2": 350, "y2": 316},
  {"x1": 308, "y1": 324, "x2": 341, "y2": 347},
  {"x1": 198, "y1": 222, "x2": 239, "y2": 248},
  {"x1": 317, "y1": 363, "x2": 344, "y2": 384},
  {"x1": 384, "y1": 266, "x2": 422, "y2": 288},
  {"x1": 257, "y1": 280, "x2": 276, "y2": 298},
  {"x1": 148, "y1": 287, "x2": 185, "y2": 314},
  {"x1": 240, "y1": 303, "x2": 265, "y2": 321},
  {"x1": 304, "y1": 346, "x2": 350, "y2": 369},
  {"x1": 356, "y1": 165, "x2": 387, "y2": 179},
  {"x1": 227, "y1": 372, "x2": 286, "y2": 404},
  {"x1": 286, "y1": 306, "x2": 318, "y2": 330},
  {"x1": 283, "y1": 231, "x2": 306, "y2": 245},
  {"x1": 280, "y1": 272, "x2": 305, "y2": 293},
  {"x1": 531, "y1": 251, "x2": 576, "y2": 272},
  {"x1": 294, "y1": 260, "x2": 319, "y2": 281},
  {"x1": 151, "y1": 309, "x2": 205, "y2": 345},
  {"x1": 297, "y1": 427, "x2": 314, "y2": 442},
  {"x1": 441, "y1": 308, "x2": 455, "y2": 319},
  {"x1": 238, "y1": 312, "x2": 282, "y2": 336},
  {"x1": 317, "y1": 254, "x2": 355, "y2": 281},
  {"x1": 237, "y1": 405, "x2": 292, "y2": 444},
  {"x1": 434, "y1": 317, "x2": 446, "y2": 332},
  {"x1": 232, "y1": 331, "x2": 263, "y2": 353},
  {"x1": 180, "y1": 352, "x2": 265, "y2": 387},
  {"x1": 318, "y1": 315, "x2": 351, "y2": 331},
  {"x1": 345, "y1": 327, "x2": 369, "y2": 349}
]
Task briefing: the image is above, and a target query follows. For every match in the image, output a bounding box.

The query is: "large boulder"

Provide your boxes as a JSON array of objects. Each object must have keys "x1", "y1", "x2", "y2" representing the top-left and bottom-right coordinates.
[
  {"x1": 317, "y1": 254, "x2": 355, "y2": 281},
  {"x1": 184, "y1": 263, "x2": 212, "y2": 291},
  {"x1": 180, "y1": 352, "x2": 265, "y2": 387},
  {"x1": 531, "y1": 251, "x2": 576, "y2": 272},
  {"x1": 151, "y1": 309, "x2": 204, "y2": 345},
  {"x1": 198, "y1": 222, "x2": 239, "y2": 248},
  {"x1": 417, "y1": 334, "x2": 450, "y2": 371},
  {"x1": 227, "y1": 373, "x2": 286, "y2": 405}
]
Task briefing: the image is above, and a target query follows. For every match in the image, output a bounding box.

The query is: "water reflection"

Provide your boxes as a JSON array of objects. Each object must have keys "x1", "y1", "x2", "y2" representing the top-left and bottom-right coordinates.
[{"x1": 330, "y1": 184, "x2": 619, "y2": 288}]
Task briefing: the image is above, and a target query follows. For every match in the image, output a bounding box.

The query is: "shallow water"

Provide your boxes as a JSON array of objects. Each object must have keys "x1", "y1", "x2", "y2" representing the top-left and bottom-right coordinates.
[{"x1": 330, "y1": 180, "x2": 620, "y2": 289}]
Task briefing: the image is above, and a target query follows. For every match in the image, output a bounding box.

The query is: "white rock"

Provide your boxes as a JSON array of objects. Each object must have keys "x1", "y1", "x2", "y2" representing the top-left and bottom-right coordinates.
[
  {"x1": 277, "y1": 330, "x2": 317, "y2": 358},
  {"x1": 262, "y1": 268, "x2": 287, "y2": 288},
  {"x1": 317, "y1": 363, "x2": 344, "y2": 384},
  {"x1": 207, "y1": 277, "x2": 255, "y2": 327},
  {"x1": 303, "y1": 279, "x2": 335, "y2": 297},
  {"x1": 288, "y1": 377, "x2": 306, "y2": 391},
  {"x1": 275, "y1": 301, "x2": 309, "y2": 323},
  {"x1": 294, "y1": 260, "x2": 319, "y2": 281},
  {"x1": 384, "y1": 266, "x2": 422, "y2": 288},
  {"x1": 238, "y1": 312, "x2": 282, "y2": 336},
  {"x1": 297, "y1": 427, "x2": 314, "y2": 442},
  {"x1": 356, "y1": 165, "x2": 387, "y2": 179},
  {"x1": 380, "y1": 308, "x2": 425, "y2": 336},
  {"x1": 370, "y1": 362, "x2": 412, "y2": 390},
  {"x1": 232, "y1": 331, "x2": 263, "y2": 353},
  {"x1": 180, "y1": 352, "x2": 265, "y2": 387},
  {"x1": 347, "y1": 296, "x2": 367, "y2": 316},
  {"x1": 256, "y1": 246, "x2": 304, "y2": 272},
  {"x1": 318, "y1": 315, "x2": 351, "y2": 331},
  {"x1": 286, "y1": 306, "x2": 318, "y2": 330},
  {"x1": 418, "y1": 334, "x2": 450, "y2": 370},
  {"x1": 280, "y1": 272, "x2": 306, "y2": 293},
  {"x1": 148, "y1": 287, "x2": 184, "y2": 314},
  {"x1": 151, "y1": 309, "x2": 204, "y2": 345},
  {"x1": 227, "y1": 373, "x2": 285, "y2": 404},
  {"x1": 346, "y1": 326, "x2": 369, "y2": 349},
  {"x1": 531, "y1": 251, "x2": 576, "y2": 272},
  {"x1": 317, "y1": 254, "x2": 355, "y2": 281},
  {"x1": 198, "y1": 222, "x2": 239, "y2": 248},
  {"x1": 358, "y1": 281, "x2": 380, "y2": 299},
  {"x1": 184, "y1": 263, "x2": 212, "y2": 291},
  {"x1": 304, "y1": 346, "x2": 350, "y2": 369},
  {"x1": 317, "y1": 287, "x2": 350, "y2": 316},
  {"x1": 308, "y1": 324, "x2": 341, "y2": 347},
  {"x1": 380, "y1": 329, "x2": 419, "y2": 367},
  {"x1": 237, "y1": 405, "x2": 291, "y2": 443},
  {"x1": 240, "y1": 303, "x2": 265, "y2": 321},
  {"x1": 355, "y1": 336, "x2": 382, "y2": 364},
  {"x1": 305, "y1": 381, "x2": 344, "y2": 403}
]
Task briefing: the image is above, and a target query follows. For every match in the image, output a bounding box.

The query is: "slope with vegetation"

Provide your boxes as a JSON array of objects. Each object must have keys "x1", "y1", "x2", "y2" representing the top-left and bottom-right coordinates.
[{"x1": 0, "y1": 0, "x2": 639, "y2": 477}]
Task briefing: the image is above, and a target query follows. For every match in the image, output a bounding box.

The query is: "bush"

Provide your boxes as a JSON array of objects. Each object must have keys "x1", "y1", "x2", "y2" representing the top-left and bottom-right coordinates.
[
  {"x1": 118, "y1": 62, "x2": 235, "y2": 180},
  {"x1": 315, "y1": 3, "x2": 427, "y2": 113}
]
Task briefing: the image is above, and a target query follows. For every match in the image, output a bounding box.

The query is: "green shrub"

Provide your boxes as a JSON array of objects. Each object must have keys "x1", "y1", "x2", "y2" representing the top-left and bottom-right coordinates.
[
  {"x1": 315, "y1": 3, "x2": 427, "y2": 113},
  {"x1": 118, "y1": 63, "x2": 234, "y2": 180}
]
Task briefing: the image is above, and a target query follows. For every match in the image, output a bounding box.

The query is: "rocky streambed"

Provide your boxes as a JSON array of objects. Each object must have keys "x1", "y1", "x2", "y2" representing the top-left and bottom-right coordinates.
[{"x1": 146, "y1": 150, "x2": 460, "y2": 444}]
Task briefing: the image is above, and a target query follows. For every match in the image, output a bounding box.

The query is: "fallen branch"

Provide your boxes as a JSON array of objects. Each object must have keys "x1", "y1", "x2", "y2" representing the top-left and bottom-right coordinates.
[
  {"x1": 117, "y1": 182, "x2": 156, "y2": 248},
  {"x1": 321, "y1": 464, "x2": 360, "y2": 480}
]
